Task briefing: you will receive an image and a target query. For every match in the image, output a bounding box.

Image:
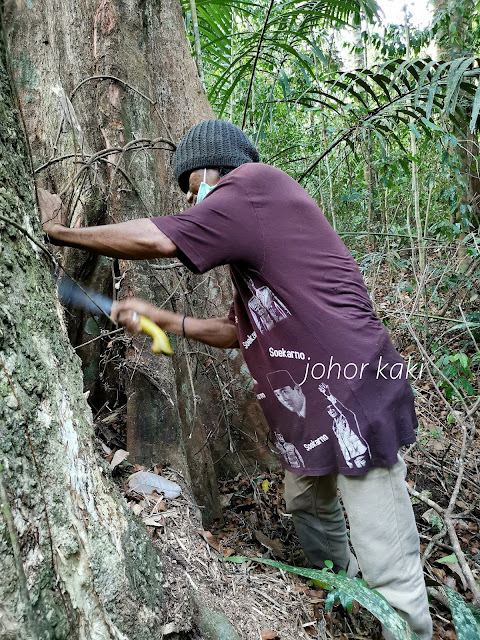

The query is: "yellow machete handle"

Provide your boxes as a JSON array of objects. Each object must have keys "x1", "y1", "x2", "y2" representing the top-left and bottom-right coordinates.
[{"x1": 139, "y1": 315, "x2": 174, "y2": 355}]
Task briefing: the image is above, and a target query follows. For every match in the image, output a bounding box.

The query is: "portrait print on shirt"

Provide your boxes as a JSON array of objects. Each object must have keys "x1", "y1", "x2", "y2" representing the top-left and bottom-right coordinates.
[
  {"x1": 267, "y1": 370, "x2": 306, "y2": 417},
  {"x1": 247, "y1": 277, "x2": 290, "y2": 334},
  {"x1": 274, "y1": 431, "x2": 305, "y2": 469},
  {"x1": 318, "y1": 383, "x2": 371, "y2": 469}
]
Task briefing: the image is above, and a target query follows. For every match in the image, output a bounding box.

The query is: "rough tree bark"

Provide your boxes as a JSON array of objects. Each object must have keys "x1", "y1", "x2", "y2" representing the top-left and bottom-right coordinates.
[
  {"x1": 0, "y1": 24, "x2": 166, "y2": 638},
  {"x1": 5, "y1": 0, "x2": 277, "y2": 528},
  {"x1": 0, "y1": 9, "x2": 250, "y2": 639}
]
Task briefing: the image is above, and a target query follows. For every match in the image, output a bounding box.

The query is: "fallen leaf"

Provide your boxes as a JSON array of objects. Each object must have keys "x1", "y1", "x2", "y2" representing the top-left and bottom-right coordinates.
[
  {"x1": 445, "y1": 576, "x2": 456, "y2": 589},
  {"x1": 437, "y1": 553, "x2": 458, "y2": 565},
  {"x1": 130, "y1": 503, "x2": 143, "y2": 516},
  {"x1": 261, "y1": 630, "x2": 279, "y2": 640},
  {"x1": 101, "y1": 443, "x2": 112, "y2": 456},
  {"x1": 422, "y1": 508, "x2": 443, "y2": 528},
  {"x1": 432, "y1": 567, "x2": 446, "y2": 582},
  {"x1": 219, "y1": 493, "x2": 234, "y2": 508},
  {"x1": 254, "y1": 530, "x2": 285, "y2": 559},
  {"x1": 222, "y1": 548, "x2": 235, "y2": 558},
  {"x1": 110, "y1": 449, "x2": 129, "y2": 470},
  {"x1": 198, "y1": 529, "x2": 222, "y2": 553},
  {"x1": 295, "y1": 584, "x2": 309, "y2": 595},
  {"x1": 143, "y1": 515, "x2": 165, "y2": 527},
  {"x1": 306, "y1": 589, "x2": 324, "y2": 603},
  {"x1": 436, "y1": 554, "x2": 467, "y2": 590},
  {"x1": 262, "y1": 479, "x2": 269, "y2": 493},
  {"x1": 128, "y1": 471, "x2": 181, "y2": 498}
]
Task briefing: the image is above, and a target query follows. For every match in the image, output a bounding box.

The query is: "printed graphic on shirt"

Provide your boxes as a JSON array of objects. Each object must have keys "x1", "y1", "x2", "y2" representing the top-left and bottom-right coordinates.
[
  {"x1": 267, "y1": 370, "x2": 306, "y2": 418},
  {"x1": 304, "y1": 434, "x2": 329, "y2": 451},
  {"x1": 247, "y1": 277, "x2": 290, "y2": 334},
  {"x1": 274, "y1": 431, "x2": 305, "y2": 469},
  {"x1": 318, "y1": 383, "x2": 371, "y2": 469},
  {"x1": 242, "y1": 331, "x2": 257, "y2": 350}
]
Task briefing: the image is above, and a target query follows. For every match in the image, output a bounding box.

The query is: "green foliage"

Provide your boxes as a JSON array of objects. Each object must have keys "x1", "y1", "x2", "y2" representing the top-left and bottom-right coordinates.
[
  {"x1": 182, "y1": 0, "x2": 379, "y2": 122},
  {"x1": 437, "y1": 553, "x2": 458, "y2": 564},
  {"x1": 369, "y1": 22, "x2": 430, "y2": 59},
  {"x1": 223, "y1": 556, "x2": 419, "y2": 639},
  {"x1": 225, "y1": 557, "x2": 480, "y2": 639},
  {"x1": 295, "y1": 56, "x2": 480, "y2": 182},
  {"x1": 325, "y1": 584, "x2": 356, "y2": 612},
  {"x1": 448, "y1": 313, "x2": 480, "y2": 342},
  {"x1": 434, "y1": 348, "x2": 475, "y2": 400},
  {"x1": 432, "y1": 0, "x2": 480, "y2": 59},
  {"x1": 445, "y1": 586, "x2": 480, "y2": 639}
]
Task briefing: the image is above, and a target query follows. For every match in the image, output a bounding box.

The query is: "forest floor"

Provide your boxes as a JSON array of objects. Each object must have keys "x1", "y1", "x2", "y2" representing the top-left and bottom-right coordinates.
[
  {"x1": 96, "y1": 258, "x2": 479, "y2": 639},
  {"x1": 100, "y1": 402, "x2": 479, "y2": 640}
]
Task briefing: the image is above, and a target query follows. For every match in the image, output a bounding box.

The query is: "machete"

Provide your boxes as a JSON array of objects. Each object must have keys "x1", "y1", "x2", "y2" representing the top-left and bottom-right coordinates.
[{"x1": 57, "y1": 275, "x2": 173, "y2": 355}]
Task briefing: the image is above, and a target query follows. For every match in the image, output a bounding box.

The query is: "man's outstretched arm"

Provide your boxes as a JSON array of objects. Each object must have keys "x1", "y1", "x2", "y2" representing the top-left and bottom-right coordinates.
[
  {"x1": 38, "y1": 188, "x2": 177, "y2": 259},
  {"x1": 111, "y1": 298, "x2": 239, "y2": 349}
]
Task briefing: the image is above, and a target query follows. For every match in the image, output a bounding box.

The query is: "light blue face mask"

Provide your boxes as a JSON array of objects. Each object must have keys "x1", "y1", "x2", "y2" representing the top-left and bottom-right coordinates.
[{"x1": 196, "y1": 169, "x2": 215, "y2": 203}]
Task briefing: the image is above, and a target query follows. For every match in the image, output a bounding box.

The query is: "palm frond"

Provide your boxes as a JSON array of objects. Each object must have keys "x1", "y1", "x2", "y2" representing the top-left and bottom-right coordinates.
[
  {"x1": 295, "y1": 57, "x2": 480, "y2": 181},
  {"x1": 181, "y1": 0, "x2": 380, "y2": 121},
  {"x1": 299, "y1": 57, "x2": 480, "y2": 181}
]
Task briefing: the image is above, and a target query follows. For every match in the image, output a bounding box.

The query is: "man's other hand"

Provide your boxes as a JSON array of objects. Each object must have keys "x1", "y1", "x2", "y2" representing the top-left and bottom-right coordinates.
[
  {"x1": 111, "y1": 298, "x2": 161, "y2": 335},
  {"x1": 111, "y1": 298, "x2": 238, "y2": 349},
  {"x1": 37, "y1": 188, "x2": 67, "y2": 241}
]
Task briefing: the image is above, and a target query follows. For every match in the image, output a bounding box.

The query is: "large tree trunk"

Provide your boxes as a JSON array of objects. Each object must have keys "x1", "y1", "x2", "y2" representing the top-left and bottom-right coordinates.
[
  {"x1": 0, "y1": 9, "x2": 253, "y2": 638},
  {"x1": 0, "y1": 25, "x2": 165, "y2": 638},
  {"x1": 5, "y1": 0, "x2": 277, "y2": 528}
]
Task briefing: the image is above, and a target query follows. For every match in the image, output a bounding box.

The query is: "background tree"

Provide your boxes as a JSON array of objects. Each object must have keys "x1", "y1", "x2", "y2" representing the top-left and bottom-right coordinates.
[{"x1": 433, "y1": 0, "x2": 480, "y2": 270}]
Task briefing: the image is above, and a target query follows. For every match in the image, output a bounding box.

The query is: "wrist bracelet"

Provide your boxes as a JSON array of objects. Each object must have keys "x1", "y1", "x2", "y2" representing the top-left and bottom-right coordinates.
[{"x1": 182, "y1": 314, "x2": 186, "y2": 338}]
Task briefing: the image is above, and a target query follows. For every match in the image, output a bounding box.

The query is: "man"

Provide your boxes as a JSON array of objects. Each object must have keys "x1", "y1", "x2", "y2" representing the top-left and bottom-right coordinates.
[
  {"x1": 274, "y1": 432, "x2": 305, "y2": 470},
  {"x1": 38, "y1": 119, "x2": 432, "y2": 639},
  {"x1": 247, "y1": 277, "x2": 291, "y2": 334},
  {"x1": 267, "y1": 370, "x2": 306, "y2": 418},
  {"x1": 318, "y1": 382, "x2": 371, "y2": 469}
]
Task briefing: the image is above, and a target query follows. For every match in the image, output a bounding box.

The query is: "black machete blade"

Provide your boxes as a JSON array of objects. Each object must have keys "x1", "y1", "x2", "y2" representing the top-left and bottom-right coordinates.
[{"x1": 57, "y1": 275, "x2": 113, "y2": 316}]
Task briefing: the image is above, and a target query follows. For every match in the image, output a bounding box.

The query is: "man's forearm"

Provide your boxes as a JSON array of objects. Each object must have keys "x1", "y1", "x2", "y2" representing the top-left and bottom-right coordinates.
[
  {"x1": 154, "y1": 311, "x2": 239, "y2": 349},
  {"x1": 46, "y1": 219, "x2": 177, "y2": 260}
]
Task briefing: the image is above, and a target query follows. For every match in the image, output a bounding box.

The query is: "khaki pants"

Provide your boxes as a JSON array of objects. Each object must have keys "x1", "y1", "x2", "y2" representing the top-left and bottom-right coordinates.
[{"x1": 284, "y1": 455, "x2": 432, "y2": 640}]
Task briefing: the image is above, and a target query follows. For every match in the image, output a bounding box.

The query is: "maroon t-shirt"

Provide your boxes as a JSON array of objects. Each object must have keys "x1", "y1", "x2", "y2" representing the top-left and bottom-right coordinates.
[{"x1": 152, "y1": 163, "x2": 416, "y2": 476}]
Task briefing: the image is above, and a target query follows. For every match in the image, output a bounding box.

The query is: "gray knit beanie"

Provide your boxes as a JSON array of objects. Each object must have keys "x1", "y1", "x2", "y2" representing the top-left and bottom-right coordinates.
[{"x1": 173, "y1": 119, "x2": 260, "y2": 193}]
